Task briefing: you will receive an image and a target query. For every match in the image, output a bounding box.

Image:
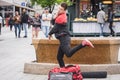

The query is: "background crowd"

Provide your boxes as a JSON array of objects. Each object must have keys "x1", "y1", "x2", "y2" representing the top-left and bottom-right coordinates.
[
  {"x1": 0, "y1": 7, "x2": 54, "y2": 39},
  {"x1": 0, "y1": 5, "x2": 117, "y2": 38}
]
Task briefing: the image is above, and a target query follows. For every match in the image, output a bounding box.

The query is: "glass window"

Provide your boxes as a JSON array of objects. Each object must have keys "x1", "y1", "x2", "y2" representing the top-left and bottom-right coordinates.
[{"x1": 114, "y1": 4, "x2": 120, "y2": 17}]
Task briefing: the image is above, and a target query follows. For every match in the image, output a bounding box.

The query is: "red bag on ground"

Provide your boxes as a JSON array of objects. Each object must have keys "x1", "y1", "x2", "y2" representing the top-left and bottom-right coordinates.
[{"x1": 48, "y1": 65, "x2": 83, "y2": 80}]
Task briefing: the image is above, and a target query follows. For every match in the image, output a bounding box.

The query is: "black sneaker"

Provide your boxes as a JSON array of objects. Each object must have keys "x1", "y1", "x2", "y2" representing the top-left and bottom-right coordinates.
[
  {"x1": 23, "y1": 36, "x2": 27, "y2": 38},
  {"x1": 30, "y1": 43, "x2": 33, "y2": 45}
]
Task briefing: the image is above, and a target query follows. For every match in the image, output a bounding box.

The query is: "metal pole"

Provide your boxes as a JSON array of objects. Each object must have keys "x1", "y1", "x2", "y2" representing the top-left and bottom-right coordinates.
[
  {"x1": 13, "y1": 5, "x2": 15, "y2": 16},
  {"x1": 76, "y1": 0, "x2": 80, "y2": 18}
]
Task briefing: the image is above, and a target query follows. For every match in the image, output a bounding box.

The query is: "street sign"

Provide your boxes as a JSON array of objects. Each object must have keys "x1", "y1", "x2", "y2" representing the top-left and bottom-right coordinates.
[{"x1": 21, "y1": 2, "x2": 26, "y2": 6}]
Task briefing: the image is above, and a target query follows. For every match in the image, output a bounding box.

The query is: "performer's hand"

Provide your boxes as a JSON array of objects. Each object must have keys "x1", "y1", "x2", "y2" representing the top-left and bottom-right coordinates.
[{"x1": 54, "y1": 12, "x2": 59, "y2": 19}]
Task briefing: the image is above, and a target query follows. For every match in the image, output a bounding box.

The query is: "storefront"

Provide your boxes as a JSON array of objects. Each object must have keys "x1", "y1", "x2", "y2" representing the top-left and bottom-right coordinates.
[
  {"x1": 70, "y1": 0, "x2": 115, "y2": 18},
  {"x1": 114, "y1": 0, "x2": 120, "y2": 17},
  {"x1": 68, "y1": 0, "x2": 120, "y2": 36}
]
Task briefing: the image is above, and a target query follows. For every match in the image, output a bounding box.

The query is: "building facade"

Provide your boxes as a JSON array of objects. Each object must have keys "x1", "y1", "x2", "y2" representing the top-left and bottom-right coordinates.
[{"x1": 0, "y1": 0, "x2": 35, "y2": 18}]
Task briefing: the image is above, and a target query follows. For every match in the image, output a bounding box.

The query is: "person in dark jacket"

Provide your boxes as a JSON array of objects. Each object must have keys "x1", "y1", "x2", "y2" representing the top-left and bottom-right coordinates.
[
  {"x1": 48, "y1": 2, "x2": 94, "y2": 67},
  {"x1": 21, "y1": 9, "x2": 29, "y2": 38},
  {"x1": 107, "y1": 7, "x2": 115, "y2": 37},
  {"x1": 9, "y1": 15, "x2": 14, "y2": 31}
]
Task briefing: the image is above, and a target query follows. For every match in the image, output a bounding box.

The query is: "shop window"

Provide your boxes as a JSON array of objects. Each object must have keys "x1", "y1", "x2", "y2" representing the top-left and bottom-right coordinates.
[{"x1": 115, "y1": 4, "x2": 120, "y2": 17}]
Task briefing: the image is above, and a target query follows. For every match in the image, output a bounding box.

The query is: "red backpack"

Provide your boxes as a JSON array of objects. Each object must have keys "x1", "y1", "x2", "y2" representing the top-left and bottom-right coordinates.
[{"x1": 48, "y1": 65, "x2": 83, "y2": 80}]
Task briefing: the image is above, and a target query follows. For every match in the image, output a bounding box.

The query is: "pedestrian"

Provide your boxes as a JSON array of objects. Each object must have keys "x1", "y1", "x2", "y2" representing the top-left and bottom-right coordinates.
[
  {"x1": 28, "y1": 16, "x2": 32, "y2": 29},
  {"x1": 40, "y1": 11, "x2": 45, "y2": 32},
  {"x1": 5, "y1": 14, "x2": 9, "y2": 27},
  {"x1": 0, "y1": 15, "x2": 2, "y2": 35},
  {"x1": 97, "y1": 7, "x2": 106, "y2": 37},
  {"x1": 21, "y1": 9, "x2": 29, "y2": 38},
  {"x1": 107, "y1": 7, "x2": 115, "y2": 37},
  {"x1": 48, "y1": 2, "x2": 94, "y2": 68},
  {"x1": 42, "y1": 8, "x2": 52, "y2": 37},
  {"x1": 9, "y1": 15, "x2": 14, "y2": 31},
  {"x1": 13, "y1": 11, "x2": 21, "y2": 38},
  {"x1": 31, "y1": 13, "x2": 41, "y2": 38}
]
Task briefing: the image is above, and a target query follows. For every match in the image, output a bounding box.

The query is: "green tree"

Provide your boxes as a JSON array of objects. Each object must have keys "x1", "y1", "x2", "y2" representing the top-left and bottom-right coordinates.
[{"x1": 31, "y1": 0, "x2": 72, "y2": 13}]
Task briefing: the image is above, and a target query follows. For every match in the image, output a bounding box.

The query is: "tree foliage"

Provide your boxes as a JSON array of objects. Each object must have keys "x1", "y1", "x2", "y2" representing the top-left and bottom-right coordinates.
[
  {"x1": 31, "y1": 0, "x2": 71, "y2": 6},
  {"x1": 31, "y1": 0, "x2": 72, "y2": 12}
]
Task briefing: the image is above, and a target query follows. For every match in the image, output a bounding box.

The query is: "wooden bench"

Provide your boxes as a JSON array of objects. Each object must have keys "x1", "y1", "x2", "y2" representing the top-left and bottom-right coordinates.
[{"x1": 32, "y1": 37, "x2": 120, "y2": 64}]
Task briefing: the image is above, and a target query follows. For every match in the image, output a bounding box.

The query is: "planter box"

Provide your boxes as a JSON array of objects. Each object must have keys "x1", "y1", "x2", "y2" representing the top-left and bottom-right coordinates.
[{"x1": 32, "y1": 37, "x2": 120, "y2": 64}]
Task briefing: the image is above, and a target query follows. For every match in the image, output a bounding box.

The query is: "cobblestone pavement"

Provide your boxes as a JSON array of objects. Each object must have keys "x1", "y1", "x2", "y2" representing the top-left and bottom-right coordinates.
[{"x1": 0, "y1": 27, "x2": 120, "y2": 80}]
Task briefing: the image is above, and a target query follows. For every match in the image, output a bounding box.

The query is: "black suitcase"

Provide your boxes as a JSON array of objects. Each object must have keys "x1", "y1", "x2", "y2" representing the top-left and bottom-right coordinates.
[
  {"x1": 49, "y1": 72, "x2": 73, "y2": 80},
  {"x1": 81, "y1": 71, "x2": 107, "y2": 78}
]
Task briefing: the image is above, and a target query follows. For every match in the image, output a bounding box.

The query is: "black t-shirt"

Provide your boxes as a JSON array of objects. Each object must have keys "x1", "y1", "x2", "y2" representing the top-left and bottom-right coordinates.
[{"x1": 21, "y1": 13, "x2": 28, "y2": 23}]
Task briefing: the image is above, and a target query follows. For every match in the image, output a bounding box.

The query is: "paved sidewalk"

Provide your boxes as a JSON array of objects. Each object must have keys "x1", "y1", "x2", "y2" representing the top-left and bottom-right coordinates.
[{"x1": 0, "y1": 27, "x2": 120, "y2": 80}]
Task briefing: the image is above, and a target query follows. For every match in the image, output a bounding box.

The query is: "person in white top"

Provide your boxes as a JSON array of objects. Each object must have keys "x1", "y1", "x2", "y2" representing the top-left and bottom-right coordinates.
[
  {"x1": 0, "y1": 15, "x2": 2, "y2": 35},
  {"x1": 42, "y1": 8, "x2": 52, "y2": 37},
  {"x1": 97, "y1": 7, "x2": 106, "y2": 37}
]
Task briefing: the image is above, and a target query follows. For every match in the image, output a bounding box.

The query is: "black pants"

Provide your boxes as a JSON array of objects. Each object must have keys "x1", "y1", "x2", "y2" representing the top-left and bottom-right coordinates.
[
  {"x1": 57, "y1": 35, "x2": 85, "y2": 67},
  {"x1": 109, "y1": 21, "x2": 115, "y2": 36},
  {"x1": 0, "y1": 23, "x2": 1, "y2": 35},
  {"x1": 9, "y1": 24, "x2": 13, "y2": 31}
]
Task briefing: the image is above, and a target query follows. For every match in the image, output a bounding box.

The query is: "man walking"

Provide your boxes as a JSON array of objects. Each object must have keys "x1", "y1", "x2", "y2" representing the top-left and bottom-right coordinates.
[
  {"x1": 21, "y1": 9, "x2": 29, "y2": 38},
  {"x1": 97, "y1": 7, "x2": 106, "y2": 37},
  {"x1": 107, "y1": 7, "x2": 115, "y2": 37},
  {"x1": 42, "y1": 8, "x2": 52, "y2": 37}
]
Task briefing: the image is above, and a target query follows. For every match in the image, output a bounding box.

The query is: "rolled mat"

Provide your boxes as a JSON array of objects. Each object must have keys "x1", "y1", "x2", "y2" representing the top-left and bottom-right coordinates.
[{"x1": 81, "y1": 71, "x2": 107, "y2": 78}]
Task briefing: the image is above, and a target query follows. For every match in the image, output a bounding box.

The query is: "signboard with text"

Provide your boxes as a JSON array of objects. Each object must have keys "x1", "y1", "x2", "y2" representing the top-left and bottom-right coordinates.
[{"x1": 13, "y1": 0, "x2": 27, "y2": 5}]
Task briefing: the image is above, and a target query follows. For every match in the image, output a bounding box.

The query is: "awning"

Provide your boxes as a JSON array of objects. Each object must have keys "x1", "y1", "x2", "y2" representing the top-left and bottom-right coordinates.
[
  {"x1": 0, "y1": 0, "x2": 13, "y2": 6},
  {"x1": 0, "y1": 0, "x2": 35, "y2": 11},
  {"x1": 14, "y1": 4, "x2": 35, "y2": 11}
]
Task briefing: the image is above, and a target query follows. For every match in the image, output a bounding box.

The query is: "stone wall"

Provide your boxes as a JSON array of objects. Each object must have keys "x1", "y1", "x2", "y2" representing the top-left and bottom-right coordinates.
[{"x1": 32, "y1": 37, "x2": 120, "y2": 64}]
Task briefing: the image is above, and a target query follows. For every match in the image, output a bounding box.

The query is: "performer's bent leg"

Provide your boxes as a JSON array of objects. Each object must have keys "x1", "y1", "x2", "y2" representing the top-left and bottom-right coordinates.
[
  {"x1": 62, "y1": 44, "x2": 84, "y2": 57},
  {"x1": 57, "y1": 35, "x2": 94, "y2": 67},
  {"x1": 62, "y1": 39, "x2": 94, "y2": 57}
]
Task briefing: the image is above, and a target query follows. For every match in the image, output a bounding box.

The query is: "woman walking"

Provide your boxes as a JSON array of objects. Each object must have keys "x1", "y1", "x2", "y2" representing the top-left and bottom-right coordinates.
[
  {"x1": 13, "y1": 11, "x2": 21, "y2": 38},
  {"x1": 31, "y1": 13, "x2": 41, "y2": 38}
]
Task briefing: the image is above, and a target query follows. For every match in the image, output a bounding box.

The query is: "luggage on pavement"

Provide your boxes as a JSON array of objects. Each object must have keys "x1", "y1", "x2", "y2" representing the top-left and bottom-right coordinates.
[
  {"x1": 81, "y1": 71, "x2": 107, "y2": 78},
  {"x1": 48, "y1": 65, "x2": 83, "y2": 80},
  {"x1": 49, "y1": 72, "x2": 73, "y2": 80}
]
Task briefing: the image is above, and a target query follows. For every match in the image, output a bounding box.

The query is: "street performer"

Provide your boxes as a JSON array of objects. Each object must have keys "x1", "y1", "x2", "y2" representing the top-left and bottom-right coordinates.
[{"x1": 48, "y1": 2, "x2": 94, "y2": 67}]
